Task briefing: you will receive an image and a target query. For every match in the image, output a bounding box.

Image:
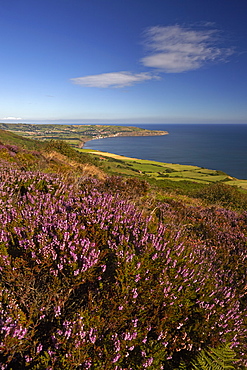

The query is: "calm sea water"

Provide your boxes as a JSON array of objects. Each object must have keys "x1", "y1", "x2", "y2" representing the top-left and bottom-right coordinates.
[{"x1": 84, "y1": 124, "x2": 247, "y2": 180}]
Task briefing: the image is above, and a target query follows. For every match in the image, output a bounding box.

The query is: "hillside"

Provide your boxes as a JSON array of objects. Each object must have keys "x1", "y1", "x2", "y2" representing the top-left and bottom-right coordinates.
[
  {"x1": 0, "y1": 122, "x2": 168, "y2": 148},
  {"x1": 80, "y1": 148, "x2": 247, "y2": 191},
  {"x1": 0, "y1": 129, "x2": 246, "y2": 369},
  {"x1": 0, "y1": 128, "x2": 45, "y2": 150}
]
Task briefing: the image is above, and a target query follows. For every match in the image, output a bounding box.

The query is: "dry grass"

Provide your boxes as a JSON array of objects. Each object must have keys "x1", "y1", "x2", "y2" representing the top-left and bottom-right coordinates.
[{"x1": 43, "y1": 151, "x2": 106, "y2": 179}]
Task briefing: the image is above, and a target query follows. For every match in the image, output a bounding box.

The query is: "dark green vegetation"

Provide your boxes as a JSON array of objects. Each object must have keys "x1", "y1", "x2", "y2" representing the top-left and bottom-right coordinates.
[
  {"x1": 0, "y1": 123, "x2": 167, "y2": 148},
  {"x1": 0, "y1": 129, "x2": 246, "y2": 369},
  {"x1": 79, "y1": 149, "x2": 247, "y2": 193},
  {"x1": 0, "y1": 128, "x2": 44, "y2": 150}
]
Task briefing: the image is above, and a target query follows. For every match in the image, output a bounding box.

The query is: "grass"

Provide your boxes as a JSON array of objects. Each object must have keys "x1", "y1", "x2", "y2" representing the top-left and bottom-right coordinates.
[
  {"x1": 78, "y1": 149, "x2": 247, "y2": 190},
  {"x1": 3, "y1": 123, "x2": 246, "y2": 190},
  {"x1": 1, "y1": 128, "x2": 247, "y2": 204},
  {"x1": 0, "y1": 129, "x2": 45, "y2": 150},
  {"x1": 0, "y1": 123, "x2": 167, "y2": 148},
  {"x1": 1, "y1": 129, "x2": 247, "y2": 369}
]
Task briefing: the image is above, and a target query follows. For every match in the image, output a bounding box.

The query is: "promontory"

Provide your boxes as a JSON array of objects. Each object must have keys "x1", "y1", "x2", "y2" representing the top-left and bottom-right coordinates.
[{"x1": 0, "y1": 123, "x2": 168, "y2": 148}]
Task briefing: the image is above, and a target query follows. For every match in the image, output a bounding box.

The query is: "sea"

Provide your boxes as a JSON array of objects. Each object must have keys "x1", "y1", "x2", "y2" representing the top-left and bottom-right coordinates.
[{"x1": 83, "y1": 124, "x2": 247, "y2": 180}]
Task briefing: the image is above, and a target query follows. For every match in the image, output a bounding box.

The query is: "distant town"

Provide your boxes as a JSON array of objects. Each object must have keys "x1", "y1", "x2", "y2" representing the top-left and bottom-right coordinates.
[{"x1": 0, "y1": 123, "x2": 168, "y2": 148}]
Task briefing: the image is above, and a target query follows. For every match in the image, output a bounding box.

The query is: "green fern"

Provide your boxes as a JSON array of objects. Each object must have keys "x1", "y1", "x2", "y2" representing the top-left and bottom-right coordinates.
[
  {"x1": 177, "y1": 360, "x2": 188, "y2": 370},
  {"x1": 192, "y1": 343, "x2": 237, "y2": 370}
]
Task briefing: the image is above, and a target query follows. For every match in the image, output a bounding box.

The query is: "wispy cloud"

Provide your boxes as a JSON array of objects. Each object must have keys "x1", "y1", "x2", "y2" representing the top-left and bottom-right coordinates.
[
  {"x1": 71, "y1": 24, "x2": 234, "y2": 89},
  {"x1": 141, "y1": 25, "x2": 234, "y2": 73},
  {"x1": 2, "y1": 117, "x2": 22, "y2": 120},
  {"x1": 71, "y1": 71, "x2": 159, "y2": 88}
]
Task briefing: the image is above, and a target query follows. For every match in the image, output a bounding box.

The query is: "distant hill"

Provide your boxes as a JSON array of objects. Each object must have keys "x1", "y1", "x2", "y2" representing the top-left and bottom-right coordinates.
[
  {"x1": 0, "y1": 129, "x2": 105, "y2": 178},
  {"x1": 0, "y1": 122, "x2": 168, "y2": 148},
  {"x1": 0, "y1": 128, "x2": 44, "y2": 150},
  {"x1": 1, "y1": 127, "x2": 247, "y2": 195},
  {"x1": 0, "y1": 129, "x2": 247, "y2": 369}
]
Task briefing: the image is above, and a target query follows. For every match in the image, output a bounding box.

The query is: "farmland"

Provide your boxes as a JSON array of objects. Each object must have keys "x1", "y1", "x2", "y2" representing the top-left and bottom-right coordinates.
[
  {"x1": 0, "y1": 128, "x2": 246, "y2": 369},
  {"x1": 0, "y1": 123, "x2": 168, "y2": 148},
  {"x1": 81, "y1": 149, "x2": 247, "y2": 190}
]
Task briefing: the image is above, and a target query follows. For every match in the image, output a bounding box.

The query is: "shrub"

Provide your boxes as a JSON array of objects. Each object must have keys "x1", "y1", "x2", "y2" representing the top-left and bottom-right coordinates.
[
  {"x1": 43, "y1": 140, "x2": 99, "y2": 167},
  {"x1": 101, "y1": 175, "x2": 150, "y2": 199},
  {"x1": 0, "y1": 164, "x2": 246, "y2": 369},
  {"x1": 195, "y1": 182, "x2": 247, "y2": 210}
]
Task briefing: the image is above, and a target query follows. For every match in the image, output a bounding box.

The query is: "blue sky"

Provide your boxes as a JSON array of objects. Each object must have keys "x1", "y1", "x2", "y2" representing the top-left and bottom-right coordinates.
[{"x1": 1, "y1": 0, "x2": 247, "y2": 124}]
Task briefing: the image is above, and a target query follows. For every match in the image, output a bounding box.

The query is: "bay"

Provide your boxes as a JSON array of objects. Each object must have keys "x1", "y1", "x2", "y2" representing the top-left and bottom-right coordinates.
[{"x1": 84, "y1": 124, "x2": 247, "y2": 180}]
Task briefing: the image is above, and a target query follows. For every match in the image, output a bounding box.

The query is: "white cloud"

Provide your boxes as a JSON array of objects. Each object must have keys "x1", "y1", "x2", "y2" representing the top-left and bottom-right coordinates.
[
  {"x1": 141, "y1": 25, "x2": 234, "y2": 73},
  {"x1": 70, "y1": 24, "x2": 234, "y2": 89},
  {"x1": 71, "y1": 71, "x2": 158, "y2": 88},
  {"x1": 2, "y1": 117, "x2": 22, "y2": 120}
]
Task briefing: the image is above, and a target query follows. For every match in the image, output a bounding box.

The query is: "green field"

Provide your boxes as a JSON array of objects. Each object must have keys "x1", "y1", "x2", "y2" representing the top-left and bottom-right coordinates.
[
  {"x1": 1, "y1": 123, "x2": 247, "y2": 190},
  {"x1": 79, "y1": 149, "x2": 247, "y2": 189},
  {"x1": 0, "y1": 122, "x2": 167, "y2": 148}
]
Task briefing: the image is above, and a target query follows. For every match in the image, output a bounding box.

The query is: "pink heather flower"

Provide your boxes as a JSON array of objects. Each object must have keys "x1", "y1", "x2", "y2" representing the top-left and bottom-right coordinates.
[
  {"x1": 54, "y1": 306, "x2": 61, "y2": 317},
  {"x1": 25, "y1": 356, "x2": 32, "y2": 363},
  {"x1": 152, "y1": 253, "x2": 158, "y2": 260},
  {"x1": 36, "y1": 343, "x2": 43, "y2": 354},
  {"x1": 64, "y1": 329, "x2": 72, "y2": 339},
  {"x1": 157, "y1": 332, "x2": 163, "y2": 340},
  {"x1": 135, "y1": 274, "x2": 140, "y2": 282},
  {"x1": 113, "y1": 353, "x2": 121, "y2": 363},
  {"x1": 132, "y1": 288, "x2": 138, "y2": 299},
  {"x1": 84, "y1": 359, "x2": 92, "y2": 369},
  {"x1": 57, "y1": 263, "x2": 63, "y2": 271},
  {"x1": 89, "y1": 328, "x2": 97, "y2": 344},
  {"x1": 143, "y1": 357, "x2": 153, "y2": 367},
  {"x1": 132, "y1": 319, "x2": 138, "y2": 327}
]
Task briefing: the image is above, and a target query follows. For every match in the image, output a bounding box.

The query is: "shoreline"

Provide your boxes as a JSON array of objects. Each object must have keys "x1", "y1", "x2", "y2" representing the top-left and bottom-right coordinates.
[
  {"x1": 79, "y1": 129, "x2": 168, "y2": 148},
  {"x1": 82, "y1": 124, "x2": 247, "y2": 181},
  {"x1": 0, "y1": 122, "x2": 168, "y2": 150},
  {"x1": 78, "y1": 148, "x2": 247, "y2": 190}
]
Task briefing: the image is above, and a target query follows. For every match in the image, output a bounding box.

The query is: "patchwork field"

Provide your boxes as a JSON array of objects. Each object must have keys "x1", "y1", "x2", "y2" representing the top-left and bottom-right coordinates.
[
  {"x1": 0, "y1": 123, "x2": 167, "y2": 147},
  {"x1": 0, "y1": 128, "x2": 247, "y2": 368},
  {"x1": 81, "y1": 149, "x2": 247, "y2": 188}
]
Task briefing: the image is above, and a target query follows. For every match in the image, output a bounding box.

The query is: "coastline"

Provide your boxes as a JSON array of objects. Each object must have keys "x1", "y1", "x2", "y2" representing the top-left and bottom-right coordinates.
[
  {"x1": 78, "y1": 148, "x2": 247, "y2": 190},
  {"x1": 0, "y1": 122, "x2": 168, "y2": 150},
  {"x1": 82, "y1": 124, "x2": 247, "y2": 180},
  {"x1": 79, "y1": 129, "x2": 168, "y2": 148}
]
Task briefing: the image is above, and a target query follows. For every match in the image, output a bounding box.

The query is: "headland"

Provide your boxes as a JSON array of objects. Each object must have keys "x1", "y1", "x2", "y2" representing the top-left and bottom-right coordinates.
[{"x1": 0, "y1": 123, "x2": 168, "y2": 148}]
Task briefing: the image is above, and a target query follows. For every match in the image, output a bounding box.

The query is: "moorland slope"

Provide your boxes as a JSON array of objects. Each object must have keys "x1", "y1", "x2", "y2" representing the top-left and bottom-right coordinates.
[{"x1": 0, "y1": 130, "x2": 246, "y2": 369}]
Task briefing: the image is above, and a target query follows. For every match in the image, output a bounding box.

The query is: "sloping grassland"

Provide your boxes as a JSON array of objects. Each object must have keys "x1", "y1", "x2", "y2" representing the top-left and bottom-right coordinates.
[{"x1": 0, "y1": 129, "x2": 247, "y2": 369}]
